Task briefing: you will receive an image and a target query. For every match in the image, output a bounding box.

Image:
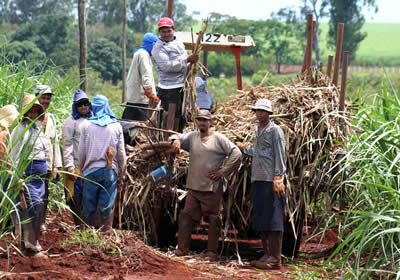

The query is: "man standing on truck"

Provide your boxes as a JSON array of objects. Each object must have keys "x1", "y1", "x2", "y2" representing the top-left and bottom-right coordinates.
[
  {"x1": 170, "y1": 110, "x2": 242, "y2": 260},
  {"x1": 236, "y1": 99, "x2": 286, "y2": 269},
  {"x1": 152, "y1": 17, "x2": 199, "y2": 132}
]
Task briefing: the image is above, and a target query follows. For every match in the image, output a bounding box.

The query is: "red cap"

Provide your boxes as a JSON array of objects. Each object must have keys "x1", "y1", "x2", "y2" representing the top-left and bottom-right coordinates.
[{"x1": 158, "y1": 17, "x2": 174, "y2": 29}]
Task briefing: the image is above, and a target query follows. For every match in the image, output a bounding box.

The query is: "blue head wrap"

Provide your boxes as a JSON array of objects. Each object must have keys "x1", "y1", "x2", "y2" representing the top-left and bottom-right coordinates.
[
  {"x1": 135, "y1": 33, "x2": 158, "y2": 55},
  {"x1": 72, "y1": 89, "x2": 93, "y2": 120},
  {"x1": 88, "y1": 95, "x2": 117, "y2": 126}
]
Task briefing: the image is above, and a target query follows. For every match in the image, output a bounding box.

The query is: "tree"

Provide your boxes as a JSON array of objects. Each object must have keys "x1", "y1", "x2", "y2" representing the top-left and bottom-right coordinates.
[
  {"x1": 5, "y1": 40, "x2": 46, "y2": 63},
  {"x1": 327, "y1": 0, "x2": 377, "y2": 63},
  {"x1": 78, "y1": 0, "x2": 88, "y2": 91},
  {"x1": 122, "y1": 0, "x2": 127, "y2": 102},
  {"x1": 264, "y1": 20, "x2": 299, "y2": 74},
  {"x1": 88, "y1": 38, "x2": 122, "y2": 83}
]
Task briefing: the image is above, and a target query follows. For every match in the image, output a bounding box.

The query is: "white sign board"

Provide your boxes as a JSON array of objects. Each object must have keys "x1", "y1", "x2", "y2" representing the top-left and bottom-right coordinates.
[{"x1": 174, "y1": 32, "x2": 255, "y2": 53}]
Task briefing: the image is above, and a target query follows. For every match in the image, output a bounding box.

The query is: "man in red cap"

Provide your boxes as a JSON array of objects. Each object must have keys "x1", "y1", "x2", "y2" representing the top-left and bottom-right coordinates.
[{"x1": 152, "y1": 17, "x2": 199, "y2": 132}]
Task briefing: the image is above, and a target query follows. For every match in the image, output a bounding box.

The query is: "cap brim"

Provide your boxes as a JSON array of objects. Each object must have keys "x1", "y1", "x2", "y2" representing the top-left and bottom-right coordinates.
[{"x1": 251, "y1": 106, "x2": 272, "y2": 113}]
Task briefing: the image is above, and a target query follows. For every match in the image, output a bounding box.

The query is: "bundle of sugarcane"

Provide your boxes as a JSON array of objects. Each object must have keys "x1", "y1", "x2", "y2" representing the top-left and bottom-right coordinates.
[{"x1": 182, "y1": 18, "x2": 209, "y2": 122}]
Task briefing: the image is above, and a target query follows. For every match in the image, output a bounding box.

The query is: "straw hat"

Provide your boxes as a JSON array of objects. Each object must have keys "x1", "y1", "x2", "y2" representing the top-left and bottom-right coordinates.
[
  {"x1": 0, "y1": 104, "x2": 19, "y2": 128},
  {"x1": 22, "y1": 94, "x2": 44, "y2": 118}
]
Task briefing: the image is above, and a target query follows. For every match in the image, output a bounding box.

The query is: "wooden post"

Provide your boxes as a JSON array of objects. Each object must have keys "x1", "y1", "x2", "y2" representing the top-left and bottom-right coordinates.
[
  {"x1": 319, "y1": 62, "x2": 323, "y2": 72},
  {"x1": 327, "y1": 55, "x2": 334, "y2": 79},
  {"x1": 339, "y1": 51, "x2": 349, "y2": 112},
  {"x1": 121, "y1": 0, "x2": 127, "y2": 103},
  {"x1": 308, "y1": 20, "x2": 316, "y2": 69},
  {"x1": 302, "y1": 14, "x2": 313, "y2": 73},
  {"x1": 167, "y1": 0, "x2": 174, "y2": 18},
  {"x1": 332, "y1": 23, "x2": 344, "y2": 86},
  {"x1": 232, "y1": 46, "x2": 243, "y2": 91},
  {"x1": 78, "y1": 0, "x2": 88, "y2": 91},
  {"x1": 166, "y1": 103, "x2": 176, "y2": 131}
]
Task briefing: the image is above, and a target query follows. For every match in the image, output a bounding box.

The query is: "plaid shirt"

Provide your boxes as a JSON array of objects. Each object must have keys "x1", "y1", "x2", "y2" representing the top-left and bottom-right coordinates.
[{"x1": 243, "y1": 122, "x2": 286, "y2": 182}]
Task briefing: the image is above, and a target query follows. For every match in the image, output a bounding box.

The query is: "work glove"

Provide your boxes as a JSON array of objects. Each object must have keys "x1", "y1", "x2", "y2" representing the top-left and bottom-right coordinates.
[
  {"x1": 235, "y1": 141, "x2": 245, "y2": 150},
  {"x1": 272, "y1": 176, "x2": 285, "y2": 198},
  {"x1": 144, "y1": 88, "x2": 160, "y2": 102},
  {"x1": 187, "y1": 54, "x2": 199, "y2": 64}
]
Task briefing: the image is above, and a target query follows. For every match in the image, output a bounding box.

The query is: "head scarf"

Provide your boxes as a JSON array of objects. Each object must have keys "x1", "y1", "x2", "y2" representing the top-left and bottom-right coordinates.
[
  {"x1": 72, "y1": 89, "x2": 93, "y2": 120},
  {"x1": 135, "y1": 33, "x2": 158, "y2": 55},
  {"x1": 88, "y1": 95, "x2": 117, "y2": 126}
]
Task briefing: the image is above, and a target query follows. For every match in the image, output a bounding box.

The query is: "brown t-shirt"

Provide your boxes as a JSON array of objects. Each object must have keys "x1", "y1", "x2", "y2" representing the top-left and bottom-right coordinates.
[{"x1": 178, "y1": 131, "x2": 242, "y2": 192}]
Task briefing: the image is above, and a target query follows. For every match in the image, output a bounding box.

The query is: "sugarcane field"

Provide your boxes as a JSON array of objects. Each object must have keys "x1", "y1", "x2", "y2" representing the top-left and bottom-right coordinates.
[{"x1": 1, "y1": 1, "x2": 400, "y2": 279}]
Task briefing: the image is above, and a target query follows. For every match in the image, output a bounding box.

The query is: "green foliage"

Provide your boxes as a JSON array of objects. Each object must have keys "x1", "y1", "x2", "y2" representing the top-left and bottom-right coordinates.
[
  {"x1": 88, "y1": 38, "x2": 122, "y2": 83},
  {"x1": 327, "y1": 78, "x2": 400, "y2": 277},
  {"x1": 4, "y1": 40, "x2": 46, "y2": 64}
]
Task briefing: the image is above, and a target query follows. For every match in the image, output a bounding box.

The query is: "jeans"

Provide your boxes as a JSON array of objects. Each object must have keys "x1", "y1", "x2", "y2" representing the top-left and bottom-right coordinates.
[{"x1": 82, "y1": 168, "x2": 117, "y2": 219}]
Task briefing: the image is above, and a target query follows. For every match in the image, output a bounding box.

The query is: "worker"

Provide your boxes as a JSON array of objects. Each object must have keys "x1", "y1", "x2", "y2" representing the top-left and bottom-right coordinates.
[
  {"x1": 78, "y1": 95, "x2": 126, "y2": 231},
  {"x1": 35, "y1": 84, "x2": 62, "y2": 232},
  {"x1": 236, "y1": 99, "x2": 286, "y2": 270},
  {"x1": 123, "y1": 33, "x2": 159, "y2": 122},
  {"x1": 152, "y1": 17, "x2": 199, "y2": 132},
  {"x1": 62, "y1": 89, "x2": 93, "y2": 226},
  {"x1": 195, "y1": 76, "x2": 214, "y2": 111},
  {"x1": 170, "y1": 110, "x2": 242, "y2": 260},
  {"x1": 11, "y1": 95, "x2": 49, "y2": 254},
  {"x1": 0, "y1": 104, "x2": 19, "y2": 169}
]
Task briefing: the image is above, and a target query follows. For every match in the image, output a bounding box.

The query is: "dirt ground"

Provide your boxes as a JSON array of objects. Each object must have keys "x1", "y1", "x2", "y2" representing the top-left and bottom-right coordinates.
[{"x1": 0, "y1": 212, "x2": 337, "y2": 280}]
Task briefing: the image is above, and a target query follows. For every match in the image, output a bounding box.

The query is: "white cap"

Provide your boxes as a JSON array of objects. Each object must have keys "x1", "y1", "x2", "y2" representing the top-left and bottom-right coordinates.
[
  {"x1": 195, "y1": 77, "x2": 204, "y2": 89},
  {"x1": 35, "y1": 84, "x2": 53, "y2": 96},
  {"x1": 251, "y1": 99, "x2": 272, "y2": 113}
]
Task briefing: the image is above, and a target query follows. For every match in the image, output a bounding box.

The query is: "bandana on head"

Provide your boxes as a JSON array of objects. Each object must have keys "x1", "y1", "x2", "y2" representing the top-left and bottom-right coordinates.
[
  {"x1": 135, "y1": 33, "x2": 158, "y2": 55},
  {"x1": 88, "y1": 95, "x2": 117, "y2": 126},
  {"x1": 72, "y1": 89, "x2": 93, "y2": 120}
]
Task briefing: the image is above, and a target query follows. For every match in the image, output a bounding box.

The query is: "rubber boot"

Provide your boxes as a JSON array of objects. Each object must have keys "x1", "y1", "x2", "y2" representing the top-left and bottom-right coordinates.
[
  {"x1": 70, "y1": 193, "x2": 83, "y2": 226},
  {"x1": 251, "y1": 232, "x2": 270, "y2": 266},
  {"x1": 25, "y1": 203, "x2": 44, "y2": 254},
  {"x1": 175, "y1": 212, "x2": 193, "y2": 256},
  {"x1": 252, "y1": 231, "x2": 283, "y2": 269},
  {"x1": 40, "y1": 179, "x2": 50, "y2": 232},
  {"x1": 204, "y1": 215, "x2": 221, "y2": 260},
  {"x1": 99, "y1": 215, "x2": 113, "y2": 232}
]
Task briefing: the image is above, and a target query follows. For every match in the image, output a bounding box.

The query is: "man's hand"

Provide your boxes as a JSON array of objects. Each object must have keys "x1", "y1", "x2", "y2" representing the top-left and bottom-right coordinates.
[
  {"x1": 187, "y1": 54, "x2": 199, "y2": 64},
  {"x1": 235, "y1": 141, "x2": 245, "y2": 150},
  {"x1": 272, "y1": 176, "x2": 285, "y2": 198},
  {"x1": 53, "y1": 168, "x2": 61, "y2": 182},
  {"x1": 135, "y1": 122, "x2": 147, "y2": 128},
  {"x1": 66, "y1": 168, "x2": 77, "y2": 182},
  {"x1": 118, "y1": 178, "x2": 124, "y2": 193},
  {"x1": 144, "y1": 88, "x2": 160, "y2": 102},
  {"x1": 170, "y1": 139, "x2": 181, "y2": 154},
  {"x1": 208, "y1": 170, "x2": 223, "y2": 181}
]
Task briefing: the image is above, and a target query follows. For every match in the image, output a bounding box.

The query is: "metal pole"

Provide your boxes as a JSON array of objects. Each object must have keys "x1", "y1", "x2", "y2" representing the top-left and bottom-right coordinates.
[
  {"x1": 333, "y1": 23, "x2": 344, "y2": 86},
  {"x1": 327, "y1": 55, "x2": 334, "y2": 79},
  {"x1": 167, "y1": 0, "x2": 174, "y2": 18},
  {"x1": 231, "y1": 46, "x2": 243, "y2": 91},
  {"x1": 339, "y1": 51, "x2": 349, "y2": 112}
]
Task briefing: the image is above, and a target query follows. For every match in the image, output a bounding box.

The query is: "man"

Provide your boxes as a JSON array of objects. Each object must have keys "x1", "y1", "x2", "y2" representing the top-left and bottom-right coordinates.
[
  {"x1": 35, "y1": 84, "x2": 62, "y2": 231},
  {"x1": 152, "y1": 17, "x2": 199, "y2": 132},
  {"x1": 195, "y1": 76, "x2": 214, "y2": 111},
  {"x1": 62, "y1": 89, "x2": 93, "y2": 226},
  {"x1": 170, "y1": 110, "x2": 242, "y2": 260},
  {"x1": 123, "y1": 33, "x2": 159, "y2": 121},
  {"x1": 236, "y1": 99, "x2": 286, "y2": 269},
  {"x1": 78, "y1": 95, "x2": 126, "y2": 231}
]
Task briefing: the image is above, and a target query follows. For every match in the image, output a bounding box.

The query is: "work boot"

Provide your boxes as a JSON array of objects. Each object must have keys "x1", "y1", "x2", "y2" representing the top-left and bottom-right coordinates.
[
  {"x1": 175, "y1": 212, "x2": 193, "y2": 257},
  {"x1": 99, "y1": 215, "x2": 113, "y2": 232},
  {"x1": 70, "y1": 193, "x2": 83, "y2": 226},
  {"x1": 204, "y1": 215, "x2": 221, "y2": 261},
  {"x1": 251, "y1": 232, "x2": 270, "y2": 266},
  {"x1": 252, "y1": 231, "x2": 283, "y2": 270},
  {"x1": 25, "y1": 203, "x2": 45, "y2": 254}
]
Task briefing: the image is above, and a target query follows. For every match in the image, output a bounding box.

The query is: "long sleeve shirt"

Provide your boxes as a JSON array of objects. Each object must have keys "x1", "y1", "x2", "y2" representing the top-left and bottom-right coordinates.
[
  {"x1": 10, "y1": 121, "x2": 50, "y2": 166},
  {"x1": 62, "y1": 116, "x2": 86, "y2": 172},
  {"x1": 243, "y1": 122, "x2": 286, "y2": 182},
  {"x1": 43, "y1": 112, "x2": 62, "y2": 171},
  {"x1": 78, "y1": 120, "x2": 126, "y2": 177},
  {"x1": 177, "y1": 131, "x2": 242, "y2": 192},
  {"x1": 126, "y1": 49, "x2": 156, "y2": 104},
  {"x1": 151, "y1": 38, "x2": 188, "y2": 89}
]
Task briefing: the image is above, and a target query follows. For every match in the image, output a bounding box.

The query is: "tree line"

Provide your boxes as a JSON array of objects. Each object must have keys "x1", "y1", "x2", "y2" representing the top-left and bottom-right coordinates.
[{"x1": 0, "y1": 0, "x2": 376, "y2": 80}]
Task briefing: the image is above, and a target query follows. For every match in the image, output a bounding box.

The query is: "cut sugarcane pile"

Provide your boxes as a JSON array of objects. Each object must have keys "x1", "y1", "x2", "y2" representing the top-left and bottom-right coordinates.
[{"x1": 121, "y1": 70, "x2": 355, "y2": 245}]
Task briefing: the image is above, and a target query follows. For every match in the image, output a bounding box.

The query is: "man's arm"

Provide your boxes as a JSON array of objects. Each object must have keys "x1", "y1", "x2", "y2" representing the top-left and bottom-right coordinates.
[
  {"x1": 61, "y1": 118, "x2": 75, "y2": 172},
  {"x1": 273, "y1": 127, "x2": 286, "y2": 177},
  {"x1": 116, "y1": 124, "x2": 127, "y2": 177}
]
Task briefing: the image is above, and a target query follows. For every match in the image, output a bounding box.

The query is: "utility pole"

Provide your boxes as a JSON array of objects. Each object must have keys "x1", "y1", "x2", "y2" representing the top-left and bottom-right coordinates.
[
  {"x1": 121, "y1": 0, "x2": 127, "y2": 103},
  {"x1": 78, "y1": 0, "x2": 88, "y2": 91},
  {"x1": 167, "y1": 0, "x2": 174, "y2": 18}
]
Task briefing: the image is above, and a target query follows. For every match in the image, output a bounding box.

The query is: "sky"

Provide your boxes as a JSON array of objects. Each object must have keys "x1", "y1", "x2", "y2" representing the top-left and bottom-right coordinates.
[{"x1": 182, "y1": 0, "x2": 400, "y2": 23}]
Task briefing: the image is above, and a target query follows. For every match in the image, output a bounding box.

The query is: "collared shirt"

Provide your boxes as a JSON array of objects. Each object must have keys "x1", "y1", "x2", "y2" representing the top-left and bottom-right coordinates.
[
  {"x1": 62, "y1": 116, "x2": 86, "y2": 171},
  {"x1": 126, "y1": 49, "x2": 156, "y2": 104},
  {"x1": 43, "y1": 112, "x2": 62, "y2": 170},
  {"x1": 177, "y1": 131, "x2": 242, "y2": 192},
  {"x1": 243, "y1": 122, "x2": 286, "y2": 182}
]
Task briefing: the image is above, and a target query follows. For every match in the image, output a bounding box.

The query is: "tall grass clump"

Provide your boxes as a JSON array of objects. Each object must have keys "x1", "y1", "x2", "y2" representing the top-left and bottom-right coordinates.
[
  {"x1": 328, "y1": 79, "x2": 400, "y2": 278},
  {"x1": 0, "y1": 56, "x2": 81, "y2": 247}
]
